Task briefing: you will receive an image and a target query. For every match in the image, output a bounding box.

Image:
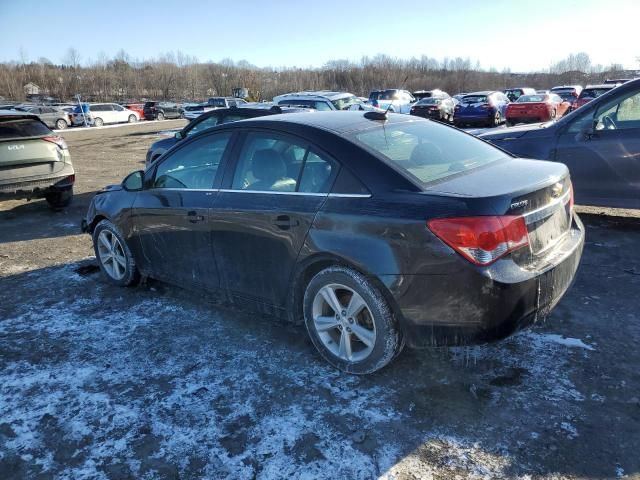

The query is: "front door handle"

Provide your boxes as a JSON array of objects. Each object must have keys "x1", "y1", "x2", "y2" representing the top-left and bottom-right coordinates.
[
  {"x1": 273, "y1": 215, "x2": 300, "y2": 230},
  {"x1": 187, "y1": 210, "x2": 205, "y2": 223}
]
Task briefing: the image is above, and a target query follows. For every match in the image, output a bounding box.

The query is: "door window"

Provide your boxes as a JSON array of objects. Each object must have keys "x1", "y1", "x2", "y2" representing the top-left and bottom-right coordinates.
[
  {"x1": 231, "y1": 132, "x2": 335, "y2": 193},
  {"x1": 153, "y1": 133, "x2": 231, "y2": 189},
  {"x1": 594, "y1": 91, "x2": 640, "y2": 130}
]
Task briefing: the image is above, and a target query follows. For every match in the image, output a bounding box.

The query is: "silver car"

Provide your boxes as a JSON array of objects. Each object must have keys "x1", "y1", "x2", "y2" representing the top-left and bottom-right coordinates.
[
  {"x1": 0, "y1": 110, "x2": 75, "y2": 209},
  {"x1": 21, "y1": 106, "x2": 72, "y2": 130}
]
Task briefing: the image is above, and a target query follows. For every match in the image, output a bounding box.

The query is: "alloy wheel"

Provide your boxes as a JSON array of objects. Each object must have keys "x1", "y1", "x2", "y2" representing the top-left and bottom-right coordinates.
[
  {"x1": 312, "y1": 283, "x2": 376, "y2": 362},
  {"x1": 97, "y1": 230, "x2": 127, "y2": 280}
]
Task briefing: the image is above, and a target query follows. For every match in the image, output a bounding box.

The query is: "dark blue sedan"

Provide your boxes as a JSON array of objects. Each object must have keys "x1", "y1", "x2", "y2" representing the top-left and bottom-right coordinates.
[{"x1": 454, "y1": 91, "x2": 510, "y2": 128}]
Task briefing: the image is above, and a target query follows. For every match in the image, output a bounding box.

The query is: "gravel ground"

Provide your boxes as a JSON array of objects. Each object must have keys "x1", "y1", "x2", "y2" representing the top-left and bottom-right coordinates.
[{"x1": 1, "y1": 121, "x2": 639, "y2": 479}]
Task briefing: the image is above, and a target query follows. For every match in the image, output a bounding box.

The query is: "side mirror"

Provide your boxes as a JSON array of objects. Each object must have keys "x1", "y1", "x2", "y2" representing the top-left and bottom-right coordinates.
[
  {"x1": 575, "y1": 122, "x2": 595, "y2": 142},
  {"x1": 175, "y1": 131, "x2": 184, "y2": 140},
  {"x1": 122, "y1": 170, "x2": 144, "y2": 191}
]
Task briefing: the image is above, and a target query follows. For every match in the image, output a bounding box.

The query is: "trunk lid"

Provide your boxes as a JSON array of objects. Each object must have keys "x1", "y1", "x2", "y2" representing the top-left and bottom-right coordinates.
[{"x1": 425, "y1": 158, "x2": 572, "y2": 261}]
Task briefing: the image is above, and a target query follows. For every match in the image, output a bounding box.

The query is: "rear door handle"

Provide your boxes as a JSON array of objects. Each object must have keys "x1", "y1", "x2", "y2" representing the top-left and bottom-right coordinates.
[
  {"x1": 187, "y1": 210, "x2": 205, "y2": 223},
  {"x1": 273, "y1": 215, "x2": 299, "y2": 230}
]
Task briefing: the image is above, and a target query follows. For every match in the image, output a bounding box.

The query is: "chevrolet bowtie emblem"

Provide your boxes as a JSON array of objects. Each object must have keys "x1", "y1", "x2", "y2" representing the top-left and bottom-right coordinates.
[{"x1": 551, "y1": 182, "x2": 563, "y2": 198}]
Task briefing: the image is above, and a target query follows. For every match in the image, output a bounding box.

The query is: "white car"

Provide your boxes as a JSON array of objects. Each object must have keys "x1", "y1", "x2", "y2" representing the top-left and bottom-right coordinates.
[
  {"x1": 273, "y1": 91, "x2": 381, "y2": 111},
  {"x1": 72, "y1": 103, "x2": 139, "y2": 127},
  {"x1": 368, "y1": 89, "x2": 416, "y2": 113}
]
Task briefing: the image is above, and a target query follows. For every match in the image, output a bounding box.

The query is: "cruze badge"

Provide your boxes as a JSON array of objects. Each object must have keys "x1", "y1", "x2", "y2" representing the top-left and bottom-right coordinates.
[
  {"x1": 7, "y1": 144, "x2": 24, "y2": 151},
  {"x1": 510, "y1": 199, "x2": 529, "y2": 210}
]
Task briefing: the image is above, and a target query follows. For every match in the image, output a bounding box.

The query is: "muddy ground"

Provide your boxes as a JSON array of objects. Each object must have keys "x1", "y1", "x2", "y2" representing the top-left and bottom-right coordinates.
[{"x1": 1, "y1": 121, "x2": 639, "y2": 479}]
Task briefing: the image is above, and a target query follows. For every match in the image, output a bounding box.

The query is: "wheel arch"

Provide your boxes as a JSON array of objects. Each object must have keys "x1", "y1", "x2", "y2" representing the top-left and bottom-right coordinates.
[{"x1": 287, "y1": 253, "x2": 405, "y2": 329}]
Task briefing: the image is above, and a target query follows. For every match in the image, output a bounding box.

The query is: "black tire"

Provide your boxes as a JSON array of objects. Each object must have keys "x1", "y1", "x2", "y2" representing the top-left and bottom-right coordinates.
[
  {"x1": 303, "y1": 266, "x2": 404, "y2": 374},
  {"x1": 92, "y1": 219, "x2": 140, "y2": 287},
  {"x1": 156, "y1": 112, "x2": 165, "y2": 121},
  {"x1": 505, "y1": 120, "x2": 513, "y2": 127},
  {"x1": 94, "y1": 117, "x2": 104, "y2": 127},
  {"x1": 128, "y1": 114, "x2": 137, "y2": 123},
  {"x1": 55, "y1": 119, "x2": 68, "y2": 130},
  {"x1": 45, "y1": 188, "x2": 73, "y2": 210},
  {"x1": 492, "y1": 111, "x2": 502, "y2": 127}
]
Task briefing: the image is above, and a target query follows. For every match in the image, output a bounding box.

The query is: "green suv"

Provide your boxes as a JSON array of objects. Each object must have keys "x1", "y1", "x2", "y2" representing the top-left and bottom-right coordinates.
[{"x1": 0, "y1": 110, "x2": 75, "y2": 209}]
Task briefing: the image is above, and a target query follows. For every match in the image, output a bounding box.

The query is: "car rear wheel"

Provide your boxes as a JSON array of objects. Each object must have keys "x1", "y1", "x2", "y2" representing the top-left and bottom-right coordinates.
[
  {"x1": 93, "y1": 219, "x2": 140, "y2": 287},
  {"x1": 94, "y1": 117, "x2": 104, "y2": 127},
  {"x1": 45, "y1": 187, "x2": 73, "y2": 210},
  {"x1": 156, "y1": 112, "x2": 165, "y2": 121},
  {"x1": 128, "y1": 114, "x2": 137, "y2": 123},
  {"x1": 493, "y1": 111, "x2": 502, "y2": 127},
  {"x1": 303, "y1": 266, "x2": 403, "y2": 374},
  {"x1": 550, "y1": 108, "x2": 557, "y2": 120},
  {"x1": 55, "y1": 119, "x2": 68, "y2": 130}
]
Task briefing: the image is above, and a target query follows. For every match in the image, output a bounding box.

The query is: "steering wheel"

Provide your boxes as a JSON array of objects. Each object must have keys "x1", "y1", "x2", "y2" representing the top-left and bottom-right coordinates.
[{"x1": 602, "y1": 115, "x2": 617, "y2": 130}]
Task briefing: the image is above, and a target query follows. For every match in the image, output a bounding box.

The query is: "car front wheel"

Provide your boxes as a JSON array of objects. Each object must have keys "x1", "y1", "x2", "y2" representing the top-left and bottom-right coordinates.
[
  {"x1": 128, "y1": 114, "x2": 137, "y2": 123},
  {"x1": 303, "y1": 266, "x2": 403, "y2": 374},
  {"x1": 55, "y1": 119, "x2": 68, "y2": 130},
  {"x1": 93, "y1": 219, "x2": 140, "y2": 286}
]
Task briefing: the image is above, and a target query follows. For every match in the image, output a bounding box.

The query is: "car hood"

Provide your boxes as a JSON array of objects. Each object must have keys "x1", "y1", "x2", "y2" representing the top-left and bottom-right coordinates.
[
  {"x1": 477, "y1": 121, "x2": 553, "y2": 140},
  {"x1": 149, "y1": 136, "x2": 178, "y2": 151}
]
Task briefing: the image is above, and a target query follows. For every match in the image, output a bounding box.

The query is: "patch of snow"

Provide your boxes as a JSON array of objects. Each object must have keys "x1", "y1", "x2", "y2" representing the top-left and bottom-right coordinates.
[{"x1": 535, "y1": 333, "x2": 595, "y2": 351}]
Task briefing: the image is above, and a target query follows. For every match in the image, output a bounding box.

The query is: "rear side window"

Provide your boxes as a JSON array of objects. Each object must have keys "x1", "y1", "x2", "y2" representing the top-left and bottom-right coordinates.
[
  {"x1": 154, "y1": 133, "x2": 231, "y2": 189},
  {"x1": 231, "y1": 132, "x2": 335, "y2": 193},
  {"x1": 351, "y1": 121, "x2": 507, "y2": 186},
  {"x1": 0, "y1": 118, "x2": 51, "y2": 139}
]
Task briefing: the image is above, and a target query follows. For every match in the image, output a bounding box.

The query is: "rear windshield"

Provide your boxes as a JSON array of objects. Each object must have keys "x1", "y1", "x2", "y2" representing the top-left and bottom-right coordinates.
[
  {"x1": 144, "y1": 102, "x2": 157, "y2": 107},
  {"x1": 517, "y1": 95, "x2": 546, "y2": 102},
  {"x1": 185, "y1": 105, "x2": 204, "y2": 111},
  {"x1": 350, "y1": 120, "x2": 507, "y2": 186},
  {"x1": 461, "y1": 95, "x2": 488, "y2": 104},
  {"x1": 0, "y1": 118, "x2": 51, "y2": 139},
  {"x1": 379, "y1": 90, "x2": 400, "y2": 100},
  {"x1": 417, "y1": 98, "x2": 441, "y2": 105},
  {"x1": 208, "y1": 98, "x2": 227, "y2": 107},
  {"x1": 579, "y1": 88, "x2": 611, "y2": 99}
]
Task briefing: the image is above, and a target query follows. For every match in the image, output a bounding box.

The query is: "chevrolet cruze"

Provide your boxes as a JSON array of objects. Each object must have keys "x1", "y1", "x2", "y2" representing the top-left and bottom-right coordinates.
[{"x1": 83, "y1": 111, "x2": 584, "y2": 374}]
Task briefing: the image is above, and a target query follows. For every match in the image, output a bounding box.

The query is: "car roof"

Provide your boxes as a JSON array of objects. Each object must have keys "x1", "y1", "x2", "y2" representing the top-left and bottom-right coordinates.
[
  {"x1": 0, "y1": 109, "x2": 41, "y2": 120},
  {"x1": 463, "y1": 91, "x2": 495, "y2": 96},
  {"x1": 275, "y1": 91, "x2": 354, "y2": 101},
  {"x1": 220, "y1": 110, "x2": 417, "y2": 135},
  {"x1": 583, "y1": 84, "x2": 615, "y2": 89}
]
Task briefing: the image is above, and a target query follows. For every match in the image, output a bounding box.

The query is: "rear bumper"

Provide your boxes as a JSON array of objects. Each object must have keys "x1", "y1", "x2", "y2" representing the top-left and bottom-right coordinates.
[
  {"x1": 0, "y1": 164, "x2": 75, "y2": 200},
  {"x1": 383, "y1": 214, "x2": 585, "y2": 348},
  {"x1": 454, "y1": 114, "x2": 494, "y2": 125}
]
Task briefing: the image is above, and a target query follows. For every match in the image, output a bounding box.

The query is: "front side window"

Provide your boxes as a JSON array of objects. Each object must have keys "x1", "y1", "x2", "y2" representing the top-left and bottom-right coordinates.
[
  {"x1": 594, "y1": 90, "x2": 640, "y2": 130},
  {"x1": 351, "y1": 121, "x2": 507, "y2": 186},
  {"x1": 153, "y1": 133, "x2": 231, "y2": 189},
  {"x1": 231, "y1": 132, "x2": 334, "y2": 193},
  {"x1": 314, "y1": 101, "x2": 333, "y2": 111}
]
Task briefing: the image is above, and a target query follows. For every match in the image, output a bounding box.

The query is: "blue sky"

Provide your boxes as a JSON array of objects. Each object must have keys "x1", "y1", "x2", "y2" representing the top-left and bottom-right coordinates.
[{"x1": 1, "y1": 0, "x2": 638, "y2": 71}]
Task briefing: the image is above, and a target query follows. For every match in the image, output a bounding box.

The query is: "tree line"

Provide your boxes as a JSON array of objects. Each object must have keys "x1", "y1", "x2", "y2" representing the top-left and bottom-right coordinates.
[{"x1": 0, "y1": 49, "x2": 635, "y2": 103}]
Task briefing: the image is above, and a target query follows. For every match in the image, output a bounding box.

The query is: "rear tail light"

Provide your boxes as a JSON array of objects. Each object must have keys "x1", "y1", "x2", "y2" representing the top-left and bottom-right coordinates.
[
  {"x1": 427, "y1": 216, "x2": 529, "y2": 266},
  {"x1": 43, "y1": 135, "x2": 68, "y2": 150}
]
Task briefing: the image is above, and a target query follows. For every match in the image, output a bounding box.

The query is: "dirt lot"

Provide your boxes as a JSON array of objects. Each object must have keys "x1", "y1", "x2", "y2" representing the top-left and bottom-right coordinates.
[{"x1": 1, "y1": 121, "x2": 639, "y2": 479}]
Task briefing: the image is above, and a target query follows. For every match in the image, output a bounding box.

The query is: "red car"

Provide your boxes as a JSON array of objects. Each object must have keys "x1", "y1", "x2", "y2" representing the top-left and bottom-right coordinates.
[
  {"x1": 505, "y1": 93, "x2": 571, "y2": 126},
  {"x1": 574, "y1": 84, "x2": 616, "y2": 110},
  {"x1": 123, "y1": 103, "x2": 145, "y2": 120}
]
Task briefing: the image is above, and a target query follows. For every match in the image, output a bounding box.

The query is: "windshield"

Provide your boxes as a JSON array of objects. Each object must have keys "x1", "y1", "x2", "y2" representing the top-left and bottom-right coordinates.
[
  {"x1": 0, "y1": 118, "x2": 52, "y2": 139},
  {"x1": 350, "y1": 120, "x2": 507, "y2": 186},
  {"x1": 417, "y1": 98, "x2": 441, "y2": 105},
  {"x1": 208, "y1": 98, "x2": 226, "y2": 107},
  {"x1": 379, "y1": 90, "x2": 400, "y2": 101},
  {"x1": 331, "y1": 95, "x2": 360, "y2": 111},
  {"x1": 579, "y1": 88, "x2": 611, "y2": 99},
  {"x1": 504, "y1": 89, "x2": 522, "y2": 101},
  {"x1": 461, "y1": 95, "x2": 488, "y2": 104},
  {"x1": 517, "y1": 95, "x2": 546, "y2": 103}
]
